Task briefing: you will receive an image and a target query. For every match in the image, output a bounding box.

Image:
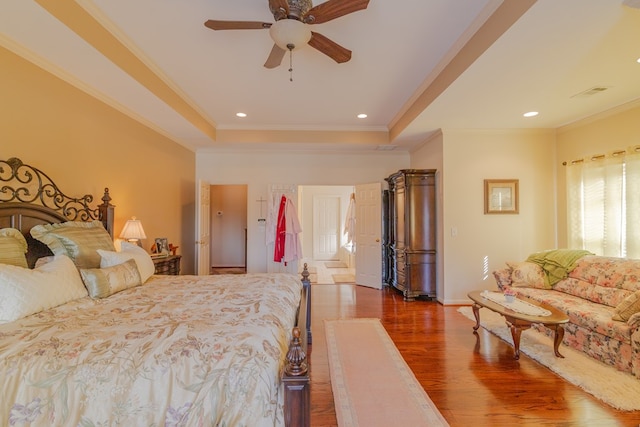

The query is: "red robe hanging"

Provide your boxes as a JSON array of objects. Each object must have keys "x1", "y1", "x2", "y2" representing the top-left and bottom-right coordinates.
[{"x1": 273, "y1": 195, "x2": 287, "y2": 262}]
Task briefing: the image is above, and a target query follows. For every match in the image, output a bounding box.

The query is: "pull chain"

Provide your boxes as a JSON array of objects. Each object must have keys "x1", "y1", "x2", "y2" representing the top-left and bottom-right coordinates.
[{"x1": 287, "y1": 44, "x2": 294, "y2": 82}]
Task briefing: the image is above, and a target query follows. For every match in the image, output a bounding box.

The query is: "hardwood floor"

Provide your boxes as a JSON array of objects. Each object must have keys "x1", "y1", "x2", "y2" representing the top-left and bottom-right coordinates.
[{"x1": 309, "y1": 284, "x2": 640, "y2": 427}]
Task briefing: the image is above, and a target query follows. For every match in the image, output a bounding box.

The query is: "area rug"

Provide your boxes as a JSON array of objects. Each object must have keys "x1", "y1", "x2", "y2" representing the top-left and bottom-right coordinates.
[
  {"x1": 325, "y1": 261, "x2": 348, "y2": 268},
  {"x1": 325, "y1": 318, "x2": 449, "y2": 426},
  {"x1": 332, "y1": 274, "x2": 355, "y2": 284},
  {"x1": 457, "y1": 306, "x2": 640, "y2": 411}
]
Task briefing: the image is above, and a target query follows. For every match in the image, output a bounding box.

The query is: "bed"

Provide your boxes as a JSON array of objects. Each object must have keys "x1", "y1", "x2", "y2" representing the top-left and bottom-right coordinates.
[{"x1": 0, "y1": 157, "x2": 311, "y2": 426}]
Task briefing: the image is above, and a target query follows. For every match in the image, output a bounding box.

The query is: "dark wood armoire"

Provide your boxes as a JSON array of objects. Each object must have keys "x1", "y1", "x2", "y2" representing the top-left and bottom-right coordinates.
[{"x1": 384, "y1": 169, "x2": 437, "y2": 300}]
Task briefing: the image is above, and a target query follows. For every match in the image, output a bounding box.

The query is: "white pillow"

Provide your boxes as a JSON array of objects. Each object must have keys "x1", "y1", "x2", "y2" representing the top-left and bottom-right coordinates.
[
  {"x1": 97, "y1": 241, "x2": 155, "y2": 283},
  {"x1": 0, "y1": 255, "x2": 88, "y2": 324}
]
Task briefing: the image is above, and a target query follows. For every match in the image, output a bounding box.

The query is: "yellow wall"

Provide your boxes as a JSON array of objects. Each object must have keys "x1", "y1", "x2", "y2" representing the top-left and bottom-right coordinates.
[
  {"x1": 0, "y1": 46, "x2": 196, "y2": 273},
  {"x1": 555, "y1": 102, "x2": 640, "y2": 247},
  {"x1": 411, "y1": 129, "x2": 557, "y2": 304}
]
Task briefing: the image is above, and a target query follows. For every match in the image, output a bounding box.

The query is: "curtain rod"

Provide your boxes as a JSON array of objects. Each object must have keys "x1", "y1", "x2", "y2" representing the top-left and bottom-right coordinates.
[{"x1": 562, "y1": 146, "x2": 640, "y2": 166}]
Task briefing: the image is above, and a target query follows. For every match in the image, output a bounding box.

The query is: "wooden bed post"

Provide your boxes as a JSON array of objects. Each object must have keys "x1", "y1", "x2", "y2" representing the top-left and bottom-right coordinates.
[
  {"x1": 300, "y1": 263, "x2": 312, "y2": 344},
  {"x1": 98, "y1": 187, "x2": 115, "y2": 237},
  {"x1": 283, "y1": 327, "x2": 310, "y2": 427},
  {"x1": 283, "y1": 263, "x2": 312, "y2": 427}
]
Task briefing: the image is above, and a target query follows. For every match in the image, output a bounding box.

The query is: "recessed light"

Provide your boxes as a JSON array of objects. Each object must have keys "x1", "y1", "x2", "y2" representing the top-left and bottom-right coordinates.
[
  {"x1": 637, "y1": 57, "x2": 640, "y2": 64},
  {"x1": 236, "y1": 112, "x2": 247, "y2": 118},
  {"x1": 357, "y1": 113, "x2": 368, "y2": 119},
  {"x1": 523, "y1": 111, "x2": 539, "y2": 118}
]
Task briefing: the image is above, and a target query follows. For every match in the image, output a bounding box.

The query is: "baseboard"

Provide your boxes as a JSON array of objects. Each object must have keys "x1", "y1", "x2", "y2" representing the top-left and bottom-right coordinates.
[{"x1": 441, "y1": 299, "x2": 473, "y2": 306}]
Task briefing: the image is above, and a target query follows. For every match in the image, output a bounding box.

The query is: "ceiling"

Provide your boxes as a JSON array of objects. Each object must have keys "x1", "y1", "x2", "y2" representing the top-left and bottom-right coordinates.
[{"x1": 1, "y1": 0, "x2": 639, "y2": 152}]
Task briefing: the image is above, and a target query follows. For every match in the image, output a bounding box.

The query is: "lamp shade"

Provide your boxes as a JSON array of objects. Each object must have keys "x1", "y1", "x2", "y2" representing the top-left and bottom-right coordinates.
[
  {"x1": 269, "y1": 19, "x2": 312, "y2": 51},
  {"x1": 119, "y1": 217, "x2": 147, "y2": 241}
]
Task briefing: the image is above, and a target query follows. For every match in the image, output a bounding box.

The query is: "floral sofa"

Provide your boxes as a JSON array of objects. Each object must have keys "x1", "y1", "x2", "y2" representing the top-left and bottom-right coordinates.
[{"x1": 493, "y1": 252, "x2": 640, "y2": 378}]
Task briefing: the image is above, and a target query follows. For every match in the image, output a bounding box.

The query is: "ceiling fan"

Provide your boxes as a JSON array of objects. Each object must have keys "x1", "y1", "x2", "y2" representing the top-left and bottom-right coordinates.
[{"x1": 204, "y1": 0, "x2": 370, "y2": 69}]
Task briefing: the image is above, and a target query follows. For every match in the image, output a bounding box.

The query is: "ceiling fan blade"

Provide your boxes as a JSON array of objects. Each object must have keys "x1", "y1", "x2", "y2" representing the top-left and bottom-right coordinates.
[
  {"x1": 308, "y1": 32, "x2": 351, "y2": 63},
  {"x1": 204, "y1": 20, "x2": 272, "y2": 30},
  {"x1": 268, "y1": 0, "x2": 290, "y2": 20},
  {"x1": 264, "y1": 44, "x2": 286, "y2": 69},
  {"x1": 303, "y1": 0, "x2": 370, "y2": 24}
]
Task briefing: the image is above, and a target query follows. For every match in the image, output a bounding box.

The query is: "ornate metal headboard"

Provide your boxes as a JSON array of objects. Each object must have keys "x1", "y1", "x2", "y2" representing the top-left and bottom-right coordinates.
[{"x1": 0, "y1": 157, "x2": 115, "y2": 267}]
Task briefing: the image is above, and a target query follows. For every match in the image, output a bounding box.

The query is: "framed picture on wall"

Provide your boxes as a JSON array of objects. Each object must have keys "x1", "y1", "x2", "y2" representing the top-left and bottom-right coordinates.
[{"x1": 484, "y1": 179, "x2": 519, "y2": 214}]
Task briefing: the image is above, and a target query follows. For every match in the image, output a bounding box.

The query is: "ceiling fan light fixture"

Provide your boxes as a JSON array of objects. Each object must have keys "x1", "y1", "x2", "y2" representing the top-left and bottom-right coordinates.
[{"x1": 269, "y1": 19, "x2": 311, "y2": 51}]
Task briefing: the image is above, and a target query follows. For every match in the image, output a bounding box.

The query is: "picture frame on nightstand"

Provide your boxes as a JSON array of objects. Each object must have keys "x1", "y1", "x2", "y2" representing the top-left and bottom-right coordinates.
[{"x1": 154, "y1": 237, "x2": 170, "y2": 257}]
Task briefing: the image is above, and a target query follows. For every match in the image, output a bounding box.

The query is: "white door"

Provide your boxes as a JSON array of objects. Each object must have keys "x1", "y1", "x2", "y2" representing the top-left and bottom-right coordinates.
[
  {"x1": 195, "y1": 179, "x2": 211, "y2": 275},
  {"x1": 313, "y1": 195, "x2": 340, "y2": 260},
  {"x1": 355, "y1": 182, "x2": 382, "y2": 289}
]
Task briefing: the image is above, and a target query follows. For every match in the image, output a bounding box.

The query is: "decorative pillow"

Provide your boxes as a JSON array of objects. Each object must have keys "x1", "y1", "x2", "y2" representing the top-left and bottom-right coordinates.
[
  {"x1": 506, "y1": 261, "x2": 546, "y2": 289},
  {"x1": 612, "y1": 290, "x2": 640, "y2": 322},
  {"x1": 0, "y1": 255, "x2": 88, "y2": 324},
  {"x1": 30, "y1": 220, "x2": 115, "y2": 269},
  {"x1": 97, "y1": 241, "x2": 155, "y2": 283},
  {"x1": 34, "y1": 256, "x2": 55, "y2": 268},
  {"x1": 0, "y1": 228, "x2": 28, "y2": 268},
  {"x1": 80, "y1": 258, "x2": 142, "y2": 299}
]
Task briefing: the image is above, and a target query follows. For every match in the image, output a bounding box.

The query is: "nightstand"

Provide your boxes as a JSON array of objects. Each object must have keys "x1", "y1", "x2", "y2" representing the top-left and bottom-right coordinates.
[{"x1": 152, "y1": 255, "x2": 181, "y2": 275}]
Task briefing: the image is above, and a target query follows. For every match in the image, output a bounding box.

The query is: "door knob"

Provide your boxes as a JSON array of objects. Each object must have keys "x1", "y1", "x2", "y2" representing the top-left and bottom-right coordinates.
[{"x1": 376, "y1": 238, "x2": 380, "y2": 242}]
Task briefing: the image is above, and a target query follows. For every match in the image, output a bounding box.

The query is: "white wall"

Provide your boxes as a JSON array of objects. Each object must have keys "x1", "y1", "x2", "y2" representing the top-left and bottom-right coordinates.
[
  {"x1": 411, "y1": 129, "x2": 558, "y2": 304},
  {"x1": 198, "y1": 128, "x2": 557, "y2": 304},
  {"x1": 196, "y1": 149, "x2": 409, "y2": 273}
]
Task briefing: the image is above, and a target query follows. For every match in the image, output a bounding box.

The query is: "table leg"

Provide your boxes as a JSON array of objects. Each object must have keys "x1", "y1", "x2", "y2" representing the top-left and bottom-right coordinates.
[
  {"x1": 550, "y1": 324, "x2": 565, "y2": 358},
  {"x1": 509, "y1": 324, "x2": 522, "y2": 360},
  {"x1": 471, "y1": 304, "x2": 481, "y2": 331}
]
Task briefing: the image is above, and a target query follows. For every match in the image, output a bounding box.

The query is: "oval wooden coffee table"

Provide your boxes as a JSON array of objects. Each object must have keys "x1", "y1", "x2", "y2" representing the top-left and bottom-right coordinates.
[{"x1": 467, "y1": 290, "x2": 569, "y2": 359}]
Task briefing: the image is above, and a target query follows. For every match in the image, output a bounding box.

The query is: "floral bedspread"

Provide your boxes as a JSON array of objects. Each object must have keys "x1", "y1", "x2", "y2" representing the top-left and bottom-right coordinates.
[{"x1": 0, "y1": 273, "x2": 302, "y2": 427}]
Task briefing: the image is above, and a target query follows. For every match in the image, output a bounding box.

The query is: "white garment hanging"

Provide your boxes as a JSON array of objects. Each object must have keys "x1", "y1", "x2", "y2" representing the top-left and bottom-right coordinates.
[
  {"x1": 282, "y1": 196, "x2": 303, "y2": 262},
  {"x1": 266, "y1": 184, "x2": 297, "y2": 246},
  {"x1": 344, "y1": 193, "x2": 356, "y2": 244},
  {"x1": 265, "y1": 192, "x2": 280, "y2": 246}
]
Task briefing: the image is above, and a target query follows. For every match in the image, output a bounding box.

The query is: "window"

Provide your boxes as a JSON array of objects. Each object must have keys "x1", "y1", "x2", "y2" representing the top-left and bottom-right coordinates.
[{"x1": 566, "y1": 150, "x2": 640, "y2": 258}]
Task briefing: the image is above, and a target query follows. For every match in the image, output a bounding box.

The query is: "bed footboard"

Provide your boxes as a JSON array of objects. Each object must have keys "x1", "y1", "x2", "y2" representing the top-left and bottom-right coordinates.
[{"x1": 283, "y1": 263, "x2": 311, "y2": 427}]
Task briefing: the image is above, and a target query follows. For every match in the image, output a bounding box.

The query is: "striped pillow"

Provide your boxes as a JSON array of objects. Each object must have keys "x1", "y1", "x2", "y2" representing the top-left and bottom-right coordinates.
[
  {"x1": 612, "y1": 290, "x2": 640, "y2": 322},
  {"x1": 31, "y1": 220, "x2": 115, "y2": 269},
  {"x1": 0, "y1": 228, "x2": 28, "y2": 268},
  {"x1": 80, "y1": 258, "x2": 142, "y2": 299}
]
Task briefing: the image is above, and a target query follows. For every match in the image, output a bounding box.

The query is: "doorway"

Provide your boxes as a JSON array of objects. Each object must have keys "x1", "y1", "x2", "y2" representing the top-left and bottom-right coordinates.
[
  {"x1": 210, "y1": 185, "x2": 247, "y2": 272},
  {"x1": 299, "y1": 185, "x2": 356, "y2": 283}
]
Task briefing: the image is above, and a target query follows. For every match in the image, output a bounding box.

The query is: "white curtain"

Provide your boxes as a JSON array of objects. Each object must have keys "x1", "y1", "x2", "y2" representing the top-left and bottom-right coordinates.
[{"x1": 566, "y1": 150, "x2": 640, "y2": 258}]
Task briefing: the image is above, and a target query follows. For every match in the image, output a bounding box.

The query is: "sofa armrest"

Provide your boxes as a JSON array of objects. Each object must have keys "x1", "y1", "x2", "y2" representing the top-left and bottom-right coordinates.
[{"x1": 493, "y1": 268, "x2": 512, "y2": 291}]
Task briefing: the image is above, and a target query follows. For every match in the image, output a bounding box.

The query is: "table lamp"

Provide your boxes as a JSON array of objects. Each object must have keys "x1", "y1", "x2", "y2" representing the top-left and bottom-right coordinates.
[{"x1": 119, "y1": 216, "x2": 147, "y2": 247}]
